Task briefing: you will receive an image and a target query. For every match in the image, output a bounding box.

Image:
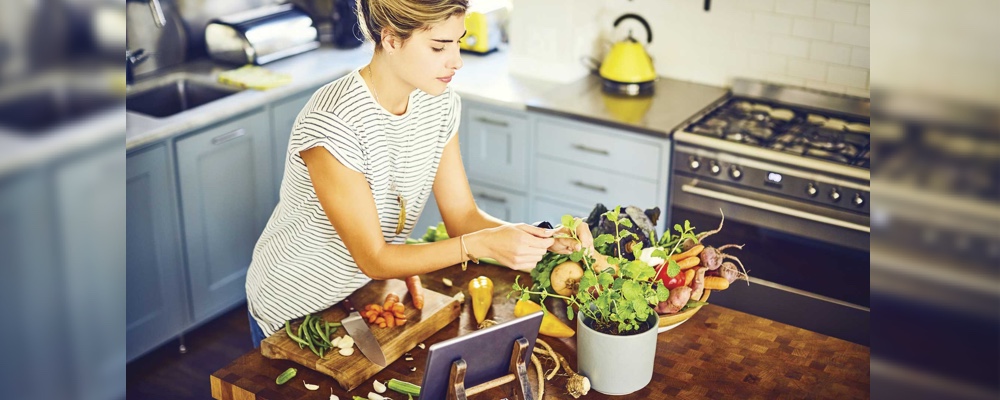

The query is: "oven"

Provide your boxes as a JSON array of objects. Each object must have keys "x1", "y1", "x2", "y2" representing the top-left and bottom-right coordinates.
[{"x1": 668, "y1": 79, "x2": 870, "y2": 345}]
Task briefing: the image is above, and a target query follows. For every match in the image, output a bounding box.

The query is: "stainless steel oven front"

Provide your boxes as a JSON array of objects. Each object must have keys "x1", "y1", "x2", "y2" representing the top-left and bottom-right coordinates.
[{"x1": 669, "y1": 142, "x2": 870, "y2": 345}]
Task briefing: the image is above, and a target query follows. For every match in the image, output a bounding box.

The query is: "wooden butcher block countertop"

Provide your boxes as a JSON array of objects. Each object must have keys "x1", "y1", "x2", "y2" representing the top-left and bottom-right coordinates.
[{"x1": 211, "y1": 264, "x2": 870, "y2": 399}]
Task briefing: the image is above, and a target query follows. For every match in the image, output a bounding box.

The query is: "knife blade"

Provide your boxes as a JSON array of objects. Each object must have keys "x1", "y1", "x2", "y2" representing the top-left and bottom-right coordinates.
[{"x1": 341, "y1": 297, "x2": 387, "y2": 367}]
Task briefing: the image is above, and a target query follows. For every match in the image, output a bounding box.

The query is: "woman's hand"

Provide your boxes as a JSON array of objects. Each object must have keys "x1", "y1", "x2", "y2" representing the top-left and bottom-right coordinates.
[
  {"x1": 548, "y1": 218, "x2": 594, "y2": 255},
  {"x1": 467, "y1": 224, "x2": 555, "y2": 271}
]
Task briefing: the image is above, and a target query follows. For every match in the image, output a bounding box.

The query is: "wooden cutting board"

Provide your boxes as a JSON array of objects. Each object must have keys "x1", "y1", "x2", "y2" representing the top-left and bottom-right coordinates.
[{"x1": 260, "y1": 279, "x2": 461, "y2": 391}]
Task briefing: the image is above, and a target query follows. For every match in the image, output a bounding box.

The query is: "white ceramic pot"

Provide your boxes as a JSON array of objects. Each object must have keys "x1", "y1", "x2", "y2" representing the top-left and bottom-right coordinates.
[{"x1": 576, "y1": 312, "x2": 659, "y2": 395}]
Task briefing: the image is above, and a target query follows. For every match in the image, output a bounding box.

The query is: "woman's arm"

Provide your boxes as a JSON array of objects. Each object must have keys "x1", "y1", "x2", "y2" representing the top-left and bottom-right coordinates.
[
  {"x1": 432, "y1": 134, "x2": 594, "y2": 255},
  {"x1": 430, "y1": 135, "x2": 505, "y2": 236},
  {"x1": 301, "y1": 144, "x2": 555, "y2": 279}
]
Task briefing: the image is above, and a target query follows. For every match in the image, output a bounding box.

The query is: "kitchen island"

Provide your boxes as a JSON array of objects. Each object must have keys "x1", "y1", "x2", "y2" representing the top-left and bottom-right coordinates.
[{"x1": 211, "y1": 264, "x2": 869, "y2": 399}]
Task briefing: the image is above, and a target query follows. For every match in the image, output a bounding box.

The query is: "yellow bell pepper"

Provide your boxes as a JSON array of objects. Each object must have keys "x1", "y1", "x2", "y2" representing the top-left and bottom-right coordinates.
[
  {"x1": 468, "y1": 276, "x2": 494, "y2": 324},
  {"x1": 514, "y1": 299, "x2": 575, "y2": 338}
]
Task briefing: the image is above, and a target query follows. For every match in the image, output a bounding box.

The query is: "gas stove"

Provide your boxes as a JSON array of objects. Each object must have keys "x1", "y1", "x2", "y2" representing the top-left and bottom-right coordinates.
[
  {"x1": 669, "y1": 79, "x2": 870, "y2": 344},
  {"x1": 687, "y1": 98, "x2": 871, "y2": 168}
]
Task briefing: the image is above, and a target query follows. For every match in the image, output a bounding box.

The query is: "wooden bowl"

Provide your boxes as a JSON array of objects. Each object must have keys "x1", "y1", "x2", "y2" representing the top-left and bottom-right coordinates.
[{"x1": 657, "y1": 290, "x2": 711, "y2": 333}]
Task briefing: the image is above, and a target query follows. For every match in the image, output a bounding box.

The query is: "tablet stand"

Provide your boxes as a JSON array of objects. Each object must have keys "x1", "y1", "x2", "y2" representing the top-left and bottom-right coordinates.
[{"x1": 446, "y1": 337, "x2": 534, "y2": 400}]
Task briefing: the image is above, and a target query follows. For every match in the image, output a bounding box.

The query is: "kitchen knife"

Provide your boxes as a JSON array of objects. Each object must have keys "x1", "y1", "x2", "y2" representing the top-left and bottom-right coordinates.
[{"x1": 341, "y1": 297, "x2": 388, "y2": 367}]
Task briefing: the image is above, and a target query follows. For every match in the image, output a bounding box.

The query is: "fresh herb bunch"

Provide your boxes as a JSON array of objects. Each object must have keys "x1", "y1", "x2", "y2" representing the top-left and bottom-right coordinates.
[{"x1": 511, "y1": 207, "x2": 700, "y2": 335}]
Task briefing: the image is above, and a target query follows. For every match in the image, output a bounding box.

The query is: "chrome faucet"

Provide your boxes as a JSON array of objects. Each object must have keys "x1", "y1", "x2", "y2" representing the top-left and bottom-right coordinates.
[{"x1": 125, "y1": 0, "x2": 166, "y2": 84}]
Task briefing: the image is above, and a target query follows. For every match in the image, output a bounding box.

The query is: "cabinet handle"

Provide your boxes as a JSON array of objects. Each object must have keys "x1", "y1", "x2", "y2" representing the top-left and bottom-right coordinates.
[
  {"x1": 475, "y1": 117, "x2": 509, "y2": 127},
  {"x1": 477, "y1": 193, "x2": 508, "y2": 203},
  {"x1": 572, "y1": 144, "x2": 610, "y2": 156},
  {"x1": 572, "y1": 181, "x2": 607, "y2": 193},
  {"x1": 211, "y1": 128, "x2": 246, "y2": 145}
]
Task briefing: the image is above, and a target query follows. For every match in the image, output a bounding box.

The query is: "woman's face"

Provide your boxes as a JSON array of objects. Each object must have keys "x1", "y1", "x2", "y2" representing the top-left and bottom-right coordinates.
[{"x1": 391, "y1": 14, "x2": 466, "y2": 96}]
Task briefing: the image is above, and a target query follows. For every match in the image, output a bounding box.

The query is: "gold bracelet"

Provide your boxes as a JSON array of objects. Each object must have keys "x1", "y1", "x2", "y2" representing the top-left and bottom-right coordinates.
[
  {"x1": 459, "y1": 235, "x2": 468, "y2": 271},
  {"x1": 460, "y1": 234, "x2": 479, "y2": 271}
]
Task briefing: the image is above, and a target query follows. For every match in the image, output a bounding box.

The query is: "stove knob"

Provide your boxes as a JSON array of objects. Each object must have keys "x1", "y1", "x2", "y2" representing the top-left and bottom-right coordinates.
[
  {"x1": 830, "y1": 188, "x2": 842, "y2": 202},
  {"x1": 729, "y1": 165, "x2": 743, "y2": 180},
  {"x1": 688, "y1": 156, "x2": 701, "y2": 170},
  {"x1": 853, "y1": 193, "x2": 865, "y2": 207},
  {"x1": 709, "y1": 161, "x2": 721, "y2": 175},
  {"x1": 806, "y1": 183, "x2": 819, "y2": 197}
]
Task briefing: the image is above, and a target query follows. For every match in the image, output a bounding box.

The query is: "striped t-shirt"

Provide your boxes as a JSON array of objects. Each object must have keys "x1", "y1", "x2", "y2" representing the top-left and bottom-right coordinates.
[{"x1": 246, "y1": 68, "x2": 461, "y2": 336}]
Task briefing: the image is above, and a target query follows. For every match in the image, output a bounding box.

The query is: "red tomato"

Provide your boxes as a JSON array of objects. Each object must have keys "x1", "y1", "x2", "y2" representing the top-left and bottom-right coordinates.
[{"x1": 656, "y1": 264, "x2": 687, "y2": 288}]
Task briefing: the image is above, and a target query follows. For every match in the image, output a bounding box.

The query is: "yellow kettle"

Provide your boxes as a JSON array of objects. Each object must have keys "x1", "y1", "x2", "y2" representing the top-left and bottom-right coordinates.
[{"x1": 599, "y1": 14, "x2": 656, "y2": 96}]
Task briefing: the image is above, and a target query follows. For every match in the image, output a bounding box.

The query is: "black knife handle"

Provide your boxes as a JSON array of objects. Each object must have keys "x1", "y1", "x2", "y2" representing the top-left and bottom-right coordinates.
[{"x1": 342, "y1": 297, "x2": 357, "y2": 313}]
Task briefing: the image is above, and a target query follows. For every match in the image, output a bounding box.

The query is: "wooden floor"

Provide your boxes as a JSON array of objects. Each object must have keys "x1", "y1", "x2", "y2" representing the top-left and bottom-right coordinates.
[{"x1": 127, "y1": 303, "x2": 252, "y2": 400}]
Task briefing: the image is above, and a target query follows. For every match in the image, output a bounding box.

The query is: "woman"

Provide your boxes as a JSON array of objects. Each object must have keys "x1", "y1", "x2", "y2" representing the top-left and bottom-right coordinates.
[{"x1": 245, "y1": 0, "x2": 591, "y2": 345}]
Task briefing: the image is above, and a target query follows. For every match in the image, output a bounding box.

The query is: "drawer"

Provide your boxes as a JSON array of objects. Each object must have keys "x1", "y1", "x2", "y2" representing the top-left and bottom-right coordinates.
[
  {"x1": 464, "y1": 106, "x2": 530, "y2": 190},
  {"x1": 535, "y1": 117, "x2": 663, "y2": 181},
  {"x1": 530, "y1": 196, "x2": 594, "y2": 226},
  {"x1": 534, "y1": 158, "x2": 660, "y2": 211},
  {"x1": 471, "y1": 183, "x2": 528, "y2": 223}
]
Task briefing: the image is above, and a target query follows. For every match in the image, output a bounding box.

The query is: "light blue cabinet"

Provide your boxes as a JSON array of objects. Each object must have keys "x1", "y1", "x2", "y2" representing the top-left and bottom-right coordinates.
[
  {"x1": 126, "y1": 144, "x2": 187, "y2": 362},
  {"x1": 55, "y1": 142, "x2": 126, "y2": 400},
  {"x1": 270, "y1": 89, "x2": 314, "y2": 201},
  {"x1": 0, "y1": 169, "x2": 61, "y2": 399},
  {"x1": 470, "y1": 183, "x2": 528, "y2": 223},
  {"x1": 464, "y1": 104, "x2": 530, "y2": 191},
  {"x1": 176, "y1": 110, "x2": 274, "y2": 322}
]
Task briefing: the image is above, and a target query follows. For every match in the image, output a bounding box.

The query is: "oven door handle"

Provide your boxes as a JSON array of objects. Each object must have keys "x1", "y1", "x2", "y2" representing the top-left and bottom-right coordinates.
[{"x1": 681, "y1": 184, "x2": 870, "y2": 233}]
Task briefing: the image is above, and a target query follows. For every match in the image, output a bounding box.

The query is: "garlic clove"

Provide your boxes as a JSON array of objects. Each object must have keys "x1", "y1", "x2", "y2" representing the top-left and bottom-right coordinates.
[
  {"x1": 303, "y1": 380, "x2": 319, "y2": 391},
  {"x1": 339, "y1": 347, "x2": 355, "y2": 356},
  {"x1": 373, "y1": 379, "x2": 387, "y2": 393},
  {"x1": 338, "y1": 335, "x2": 355, "y2": 349}
]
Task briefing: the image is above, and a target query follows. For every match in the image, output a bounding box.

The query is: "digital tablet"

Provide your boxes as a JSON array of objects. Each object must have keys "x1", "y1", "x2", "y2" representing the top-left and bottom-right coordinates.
[{"x1": 419, "y1": 310, "x2": 544, "y2": 400}]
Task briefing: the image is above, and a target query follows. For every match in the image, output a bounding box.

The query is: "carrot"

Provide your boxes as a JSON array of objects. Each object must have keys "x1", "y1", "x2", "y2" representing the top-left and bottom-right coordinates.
[
  {"x1": 383, "y1": 312, "x2": 395, "y2": 328},
  {"x1": 406, "y1": 276, "x2": 424, "y2": 309},
  {"x1": 670, "y1": 244, "x2": 705, "y2": 261},
  {"x1": 704, "y1": 276, "x2": 731, "y2": 290},
  {"x1": 676, "y1": 256, "x2": 700, "y2": 270},
  {"x1": 683, "y1": 268, "x2": 696, "y2": 287},
  {"x1": 383, "y1": 293, "x2": 400, "y2": 311}
]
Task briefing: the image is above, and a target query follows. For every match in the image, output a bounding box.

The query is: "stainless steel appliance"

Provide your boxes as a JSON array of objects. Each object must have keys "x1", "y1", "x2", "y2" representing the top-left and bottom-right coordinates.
[
  {"x1": 869, "y1": 92, "x2": 999, "y2": 396},
  {"x1": 205, "y1": 3, "x2": 319, "y2": 66},
  {"x1": 670, "y1": 79, "x2": 870, "y2": 345}
]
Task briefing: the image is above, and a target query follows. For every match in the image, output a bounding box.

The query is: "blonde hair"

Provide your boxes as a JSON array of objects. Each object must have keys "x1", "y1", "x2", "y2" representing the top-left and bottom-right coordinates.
[{"x1": 356, "y1": 0, "x2": 468, "y2": 51}]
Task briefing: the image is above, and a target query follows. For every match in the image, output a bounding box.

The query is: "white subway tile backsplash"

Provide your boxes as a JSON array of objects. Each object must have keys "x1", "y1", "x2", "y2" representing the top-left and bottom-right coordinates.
[
  {"x1": 753, "y1": 12, "x2": 793, "y2": 34},
  {"x1": 586, "y1": 0, "x2": 869, "y2": 97},
  {"x1": 748, "y1": 53, "x2": 788, "y2": 74},
  {"x1": 810, "y1": 42, "x2": 852, "y2": 64},
  {"x1": 770, "y1": 36, "x2": 810, "y2": 57},
  {"x1": 733, "y1": 31, "x2": 772, "y2": 51},
  {"x1": 792, "y1": 19, "x2": 833, "y2": 40},
  {"x1": 815, "y1": 0, "x2": 857, "y2": 23},
  {"x1": 788, "y1": 58, "x2": 828, "y2": 81},
  {"x1": 775, "y1": 0, "x2": 815, "y2": 17},
  {"x1": 833, "y1": 24, "x2": 869, "y2": 47},
  {"x1": 827, "y1": 65, "x2": 869, "y2": 88},
  {"x1": 856, "y1": 5, "x2": 869, "y2": 26},
  {"x1": 850, "y1": 47, "x2": 869, "y2": 68},
  {"x1": 739, "y1": 0, "x2": 777, "y2": 12}
]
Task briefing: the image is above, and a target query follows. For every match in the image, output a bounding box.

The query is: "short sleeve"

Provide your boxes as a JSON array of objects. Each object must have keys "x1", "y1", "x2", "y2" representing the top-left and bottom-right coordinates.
[
  {"x1": 290, "y1": 110, "x2": 366, "y2": 173},
  {"x1": 442, "y1": 89, "x2": 462, "y2": 143}
]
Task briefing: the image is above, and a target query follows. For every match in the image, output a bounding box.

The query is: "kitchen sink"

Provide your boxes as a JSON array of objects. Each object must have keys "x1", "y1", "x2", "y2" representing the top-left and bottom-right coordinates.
[
  {"x1": 0, "y1": 74, "x2": 122, "y2": 134},
  {"x1": 126, "y1": 73, "x2": 243, "y2": 118}
]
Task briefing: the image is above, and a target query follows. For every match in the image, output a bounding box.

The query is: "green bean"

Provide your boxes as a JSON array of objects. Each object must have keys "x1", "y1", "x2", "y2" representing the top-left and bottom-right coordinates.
[{"x1": 285, "y1": 320, "x2": 309, "y2": 347}]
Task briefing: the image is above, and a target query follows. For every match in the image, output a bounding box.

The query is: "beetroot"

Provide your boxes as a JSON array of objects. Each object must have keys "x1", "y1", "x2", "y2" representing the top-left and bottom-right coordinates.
[
  {"x1": 690, "y1": 267, "x2": 707, "y2": 301},
  {"x1": 717, "y1": 261, "x2": 741, "y2": 284},
  {"x1": 700, "y1": 246, "x2": 723, "y2": 270}
]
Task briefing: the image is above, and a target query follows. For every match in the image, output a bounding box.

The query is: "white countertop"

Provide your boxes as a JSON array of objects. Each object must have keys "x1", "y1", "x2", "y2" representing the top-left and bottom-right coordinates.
[{"x1": 125, "y1": 45, "x2": 561, "y2": 152}]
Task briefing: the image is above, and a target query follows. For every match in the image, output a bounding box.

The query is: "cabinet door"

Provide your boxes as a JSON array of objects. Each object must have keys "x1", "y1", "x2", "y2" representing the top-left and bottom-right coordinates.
[
  {"x1": 471, "y1": 184, "x2": 528, "y2": 223},
  {"x1": 177, "y1": 110, "x2": 274, "y2": 322},
  {"x1": 54, "y1": 142, "x2": 126, "y2": 400},
  {"x1": 125, "y1": 144, "x2": 187, "y2": 362},
  {"x1": 0, "y1": 170, "x2": 63, "y2": 399},
  {"x1": 271, "y1": 90, "x2": 313, "y2": 201},
  {"x1": 530, "y1": 196, "x2": 594, "y2": 226},
  {"x1": 464, "y1": 105, "x2": 529, "y2": 191}
]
